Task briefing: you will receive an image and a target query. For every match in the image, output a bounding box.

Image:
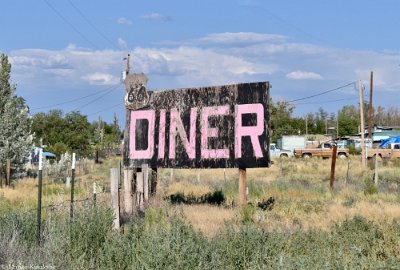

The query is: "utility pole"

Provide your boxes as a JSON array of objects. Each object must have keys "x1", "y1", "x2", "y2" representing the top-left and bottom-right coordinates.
[
  {"x1": 358, "y1": 80, "x2": 366, "y2": 167},
  {"x1": 368, "y1": 71, "x2": 374, "y2": 139},
  {"x1": 337, "y1": 111, "x2": 339, "y2": 138},
  {"x1": 305, "y1": 115, "x2": 308, "y2": 136},
  {"x1": 125, "y1": 53, "x2": 130, "y2": 75},
  {"x1": 325, "y1": 118, "x2": 328, "y2": 135}
]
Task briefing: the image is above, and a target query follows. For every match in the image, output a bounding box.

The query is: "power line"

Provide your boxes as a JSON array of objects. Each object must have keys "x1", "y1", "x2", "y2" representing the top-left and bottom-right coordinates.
[
  {"x1": 259, "y1": 6, "x2": 329, "y2": 45},
  {"x1": 43, "y1": 0, "x2": 98, "y2": 49},
  {"x1": 87, "y1": 102, "x2": 122, "y2": 116},
  {"x1": 70, "y1": 86, "x2": 120, "y2": 112},
  {"x1": 287, "y1": 82, "x2": 355, "y2": 103},
  {"x1": 30, "y1": 84, "x2": 119, "y2": 111},
  {"x1": 67, "y1": 0, "x2": 116, "y2": 49},
  {"x1": 294, "y1": 97, "x2": 358, "y2": 105}
]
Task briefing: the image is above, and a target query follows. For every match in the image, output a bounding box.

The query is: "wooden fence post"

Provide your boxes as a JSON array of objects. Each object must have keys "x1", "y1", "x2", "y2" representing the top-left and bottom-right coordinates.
[
  {"x1": 123, "y1": 169, "x2": 133, "y2": 215},
  {"x1": 36, "y1": 149, "x2": 43, "y2": 246},
  {"x1": 70, "y1": 153, "x2": 76, "y2": 219},
  {"x1": 93, "y1": 182, "x2": 97, "y2": 206},
  {"x1": 110, "y1": 168, "x2": 120, "y2": 230},
  {"x1": 6, "y1": 159, "x2": 11, "y2": 186},
  {"x1": 239, "y1": 168, "x2": 247, "y2": 205},
  {"x1": 374, "y1": 155, "x2": 379, "y2": 186},
  {"x1": 329, "y1": 145, "x2": 338, "y2": 190},
  {"x1": 0, "y1": 161, "x2": 3, "y2": 188}
]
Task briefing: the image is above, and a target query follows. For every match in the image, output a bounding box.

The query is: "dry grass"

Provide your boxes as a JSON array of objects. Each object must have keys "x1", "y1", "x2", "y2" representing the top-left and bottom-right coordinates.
[{"x1": 173, "y1": 204, "x2": 235, "y2": 237}]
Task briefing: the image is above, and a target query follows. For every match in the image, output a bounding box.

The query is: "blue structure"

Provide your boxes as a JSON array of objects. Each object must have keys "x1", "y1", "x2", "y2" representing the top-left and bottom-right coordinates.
[{"x1": 379, "y1": 136, "x2": 400, "y2": 148}]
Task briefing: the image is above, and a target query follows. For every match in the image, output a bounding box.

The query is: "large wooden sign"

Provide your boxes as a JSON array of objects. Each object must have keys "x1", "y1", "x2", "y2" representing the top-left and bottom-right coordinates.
[{"x1": 124, "y1": 80, "x2": 271, "y2": 168}]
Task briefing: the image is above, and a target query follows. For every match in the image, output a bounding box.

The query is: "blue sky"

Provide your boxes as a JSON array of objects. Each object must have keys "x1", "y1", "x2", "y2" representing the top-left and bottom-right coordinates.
[{"x1": 1, "y1": 0, "x2": 400, "y2": 123}]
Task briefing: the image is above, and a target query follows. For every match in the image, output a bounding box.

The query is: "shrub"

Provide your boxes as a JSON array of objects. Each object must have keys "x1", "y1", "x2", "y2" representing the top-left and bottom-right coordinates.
[
  {"x1": 364, "y1": 177, "x2": 378, "y2": 195},
  {"x1": 237, "y1": 204, "x2": 256, "y2": 223}
]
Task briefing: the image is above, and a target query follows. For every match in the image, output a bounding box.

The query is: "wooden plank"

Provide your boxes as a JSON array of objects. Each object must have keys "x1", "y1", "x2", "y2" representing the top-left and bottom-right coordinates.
[
  {"x1": 110, "y1": 168, "x2": 120, "y2": 230},
  {"x1": 142, "y1": 164, "x2": 149, "y2": 204},
  {"x1": 150, "y1": 167, "x2": 158, "y2": 195},
  {"x1": 123, "y1": 169, "x2": 133, "y2": 215},
  {"x1": 136, "y1": 170, "x2": 144, "y2": 211}
]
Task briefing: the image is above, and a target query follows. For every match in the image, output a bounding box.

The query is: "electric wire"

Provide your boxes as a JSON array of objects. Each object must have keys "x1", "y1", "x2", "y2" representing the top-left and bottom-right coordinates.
[
  {"x1": 43, "y1": 0, "x2": 98, "y2": 49},
  {"x1": 66, "y1": 0, "x2": 117, "y2": 49},
  {"x1": 287, "y1": 82, "x2": 356, "y2": 103},
  {"x1": 70, "y1": 86, "x2": 120, "y2": 111},
  {"x1": 293, "y1": 97, "x2": 358, "y2": 105},
  {"x1": 261, "y1": 7, "x2": 328, "y2": 45},
  {"x1": 30, "y1": 84, "x2": 119, "y2": 111},
  {"x1": 86, "y1": 102, "x2": 122, "y2": 116}
]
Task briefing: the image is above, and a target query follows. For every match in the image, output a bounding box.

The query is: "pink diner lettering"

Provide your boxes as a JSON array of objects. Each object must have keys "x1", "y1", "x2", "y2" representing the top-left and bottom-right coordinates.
[
  {"x1": 169, "y1": 108, "x2": 197, "y2": 159},
  {"x1": 158, "y1": 109, "x2": 166, "y2": 159},
  {"x1": 234, "y1": 104, "x2": 264, "y2": 158},
  {"x1": 130, "y1": 110, "x2": 156, "y2": 159},
  {"x1": 200, "y1": 105, "x2": 229, "y2": 159}
]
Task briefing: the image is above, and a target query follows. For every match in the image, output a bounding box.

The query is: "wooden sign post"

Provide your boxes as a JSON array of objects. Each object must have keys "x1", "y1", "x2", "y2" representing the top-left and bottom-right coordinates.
[{"x1": 123, "y1": 77, "x2": 271, "y2": 208}]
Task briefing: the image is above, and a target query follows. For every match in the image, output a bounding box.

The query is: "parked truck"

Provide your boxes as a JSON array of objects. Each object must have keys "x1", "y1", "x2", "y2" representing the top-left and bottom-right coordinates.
[
  {"x1": 269, "y1": 143, "x2": 293, "y2": 158},
  {"x1": 367, "y1": 143, "x2": 400, "y2": 160},
  {"x1": 277, "y1": 135, "x2": 306, "y2": 153},
  {"x1": 294, "y1": 142, "x2": 349, "y2": 159}
]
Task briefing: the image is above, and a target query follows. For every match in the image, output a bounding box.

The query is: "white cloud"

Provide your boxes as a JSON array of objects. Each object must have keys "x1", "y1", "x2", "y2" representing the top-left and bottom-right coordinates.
[
  {"x1": 198, "y1": 32, "x2": 287, "y2": 45},
  {"x1": 82, "y1": 72, "x2": 119, "y2": 85},
  {"x1": 141, "y1": 13, "x2": 172, "y2": 22},
  {"x1": 117, "y1": 38, "x2": 128, "y2": 49},
  {"x1": 286, "y1": 71, "x2": 323, "y2": 80},
  {"x1": 117, "y1": 17, "x2": 132, "y2": 25},
  {"x1": 8, "y1": 32, "x2": 400, "y2": 117}
]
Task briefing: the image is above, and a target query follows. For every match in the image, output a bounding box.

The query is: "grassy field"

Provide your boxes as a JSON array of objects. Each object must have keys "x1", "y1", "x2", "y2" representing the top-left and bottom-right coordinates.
[{"x1": 1, "y1": 156, "x2": 400, "y2": 268}]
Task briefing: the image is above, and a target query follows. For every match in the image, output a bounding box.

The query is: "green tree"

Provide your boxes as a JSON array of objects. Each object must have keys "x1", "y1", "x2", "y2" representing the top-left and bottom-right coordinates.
[
  {"x1": 270, "y1": 99, "x2": 305, "y2": 142},
  {"x1": 32, "y1": 110, "x2": 92, "y2": 157},
  {"x1": 0, "y1": 54, "x2": 33, "y2": 176},
  {"x1": 338, "y1": 105, "x2": 359, "y2": 136}
]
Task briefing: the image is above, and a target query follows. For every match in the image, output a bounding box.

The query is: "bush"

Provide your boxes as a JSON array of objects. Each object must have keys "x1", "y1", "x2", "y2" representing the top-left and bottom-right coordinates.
[
  {"x1": 0, "y1": 207, "x2": 400, "y2": 269},
  {"x1": 168, "y1": 190, "x2": 225, "y2": 205},
  {"x1": 364, "y1": 177, "x2": 378, "y2": 195}
]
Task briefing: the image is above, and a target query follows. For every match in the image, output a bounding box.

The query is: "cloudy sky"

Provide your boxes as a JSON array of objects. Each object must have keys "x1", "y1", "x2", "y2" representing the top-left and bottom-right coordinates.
[{"x1": 1, "y1": 0, "x2": 400, "y2": 123}]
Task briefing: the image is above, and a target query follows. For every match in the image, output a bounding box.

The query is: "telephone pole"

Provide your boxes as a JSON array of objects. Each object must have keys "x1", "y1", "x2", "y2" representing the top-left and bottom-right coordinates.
[
  {"x1": 358, "y1": 80, "x2": 366, "y2": 167},
  {"x1": 125, "y1": 54, "x2": 130, "y2": 75},
  {"x1": 337, "y1": 111, "x2": 339, "y2": 138},
  {"x1": 305, "y1": 115, "x2": 308, "y2": 136},
  {"x1": 368, "y1": 71, "x2": 374, "y2": 139}
]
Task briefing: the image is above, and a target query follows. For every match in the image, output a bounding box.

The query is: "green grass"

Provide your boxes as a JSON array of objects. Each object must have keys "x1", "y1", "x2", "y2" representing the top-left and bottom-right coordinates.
[{"x1": 0, "y1": 206, "x2": 399, "y2": 269}]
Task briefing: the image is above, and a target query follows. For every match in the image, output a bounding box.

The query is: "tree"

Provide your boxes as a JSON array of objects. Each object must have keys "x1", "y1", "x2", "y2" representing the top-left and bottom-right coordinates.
[
  {"x1": 0, "y1": 54, "x2": 33, "y2": 177},
  {"x1": 270, "y1": 99, "x2": 305, "y2": 142},
  {"x1": 338, "y1": 105, "x2": 359, "y2": 136},
  {"x1": 32, "y1": 110, "x2": 92, "y2": 157}
]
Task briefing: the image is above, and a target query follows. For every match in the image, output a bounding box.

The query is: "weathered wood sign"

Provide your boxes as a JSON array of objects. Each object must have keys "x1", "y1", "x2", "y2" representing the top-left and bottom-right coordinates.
[{"x1": 124, "y1": 79, "x2": 271, "y2": 169}]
